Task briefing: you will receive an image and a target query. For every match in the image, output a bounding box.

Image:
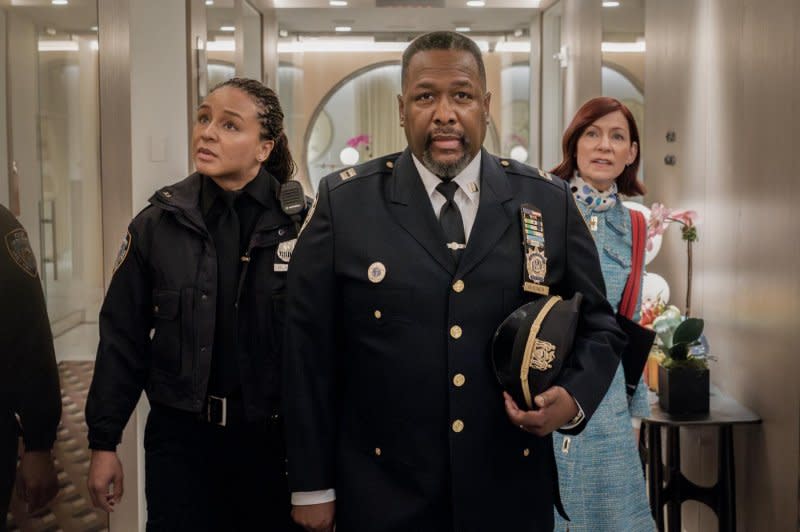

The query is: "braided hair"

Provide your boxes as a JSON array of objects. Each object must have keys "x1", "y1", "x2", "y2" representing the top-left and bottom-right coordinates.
[{"x1": 210, "y1": 77, "x2": 296, "y2": 183}]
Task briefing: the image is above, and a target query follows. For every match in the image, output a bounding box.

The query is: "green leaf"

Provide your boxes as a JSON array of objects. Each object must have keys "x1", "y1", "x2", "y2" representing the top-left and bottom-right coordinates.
[
  {"x1": 669, "y1": 342, "x2": 689, "y2": 360},
  {"x1": 673, "y1": 318, "x2": 704, "y2": 345}
]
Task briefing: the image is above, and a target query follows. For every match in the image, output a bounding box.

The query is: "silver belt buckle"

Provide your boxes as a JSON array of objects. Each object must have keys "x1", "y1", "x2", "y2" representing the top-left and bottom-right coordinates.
[{"x1": 207, "y1": 395, "x2": 227, "y2": 427}]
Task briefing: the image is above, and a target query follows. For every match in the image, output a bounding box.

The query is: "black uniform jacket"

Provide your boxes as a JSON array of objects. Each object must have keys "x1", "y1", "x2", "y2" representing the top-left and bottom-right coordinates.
[
  {"x1": 0, "y1": 205, "x2": 61, "y2": 451},
  {"x1": 284, "y1": 149, "x2": 626, "y2": 532},
  {"x1": 86, "y1": 171, "x2": 296, "y2": 450}
]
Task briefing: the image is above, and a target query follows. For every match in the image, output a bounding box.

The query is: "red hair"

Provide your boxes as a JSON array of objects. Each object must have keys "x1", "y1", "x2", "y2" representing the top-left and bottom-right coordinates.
[{"x1": 550, "y1": 97, "x2": 645, "y2": 196}]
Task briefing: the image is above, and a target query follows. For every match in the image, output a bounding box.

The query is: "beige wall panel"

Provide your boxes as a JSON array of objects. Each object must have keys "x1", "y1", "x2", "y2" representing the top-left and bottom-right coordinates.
[
  {"x1": 645, "y1": 0, "x2": 800, "y2": 529},
  {"x1": 562, "y1": 0, "x2": 601, "y2": 123}
]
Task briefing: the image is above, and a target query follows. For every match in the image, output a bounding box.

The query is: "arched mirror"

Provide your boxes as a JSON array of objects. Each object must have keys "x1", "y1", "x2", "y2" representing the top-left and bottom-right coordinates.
[{"x1": 304, "y1": 62, "x2": 499, "y2": 192}]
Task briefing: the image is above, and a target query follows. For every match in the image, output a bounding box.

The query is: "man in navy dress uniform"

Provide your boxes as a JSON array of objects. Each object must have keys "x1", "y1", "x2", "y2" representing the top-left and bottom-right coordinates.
[{"x1": 284, "y1": 31, "x2": 625, "y2": 532}]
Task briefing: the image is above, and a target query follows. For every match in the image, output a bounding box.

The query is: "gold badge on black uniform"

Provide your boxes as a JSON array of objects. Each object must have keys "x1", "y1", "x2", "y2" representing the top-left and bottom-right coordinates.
[
  {"x1": 520, "y1": 204, "x2": 549, "y2": 296},
  {"x1": 4, "y1": 228, "x2": 37, "y2": 277}
]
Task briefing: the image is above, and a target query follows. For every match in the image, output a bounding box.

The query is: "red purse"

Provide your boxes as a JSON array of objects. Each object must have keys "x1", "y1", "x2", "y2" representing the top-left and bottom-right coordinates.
[{"x1": 616, "y1": 209, "x2": 656, "y2": 396}]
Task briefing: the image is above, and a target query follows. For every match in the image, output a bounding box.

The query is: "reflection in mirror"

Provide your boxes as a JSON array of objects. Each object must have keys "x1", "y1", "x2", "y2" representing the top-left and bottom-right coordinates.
[
  {"x1": 206, "y1": 0, "x2": 236, "y2": 87},
  {"x1": 501, "y1": 65, "x2": 530, "y2": 163},
  {"x1": 241, "y1": 1, "x2": 262, "y2": 80}
]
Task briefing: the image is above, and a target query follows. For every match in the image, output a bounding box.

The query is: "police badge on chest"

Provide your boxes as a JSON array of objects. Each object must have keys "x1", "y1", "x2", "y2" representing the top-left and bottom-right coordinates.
[
  {"x1": 520, "y1": 204, "x2": 549, "y2": 296},
  {"x1": 274, "y1": 238, "x2": 296, "y2": 272}
]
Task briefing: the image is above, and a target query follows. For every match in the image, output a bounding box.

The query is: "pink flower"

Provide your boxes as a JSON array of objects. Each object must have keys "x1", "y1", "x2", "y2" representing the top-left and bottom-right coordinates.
[
  {"x1": 668, "y1": 209, "x2": 700, "y2": 227},
  {"x1": 646, "y1": 203, "x2": 672, "y2": 251},
  {"x1": 346, "y1": 134, "x2": 371, "y2": 148}
]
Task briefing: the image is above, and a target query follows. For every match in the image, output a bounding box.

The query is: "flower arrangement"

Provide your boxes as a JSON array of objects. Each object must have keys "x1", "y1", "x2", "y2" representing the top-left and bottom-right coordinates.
[
  {"x1": 346, "y1": 134, "x2": 371, "y2": 149},
  {"x1": 644, "y1": 203, "x2": 706, "y2": 371}
]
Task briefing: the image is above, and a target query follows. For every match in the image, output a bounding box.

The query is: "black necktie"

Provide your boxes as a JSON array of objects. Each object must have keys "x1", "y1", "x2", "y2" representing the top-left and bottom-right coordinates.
[
  {"x1": 436, "y1": 180, "x2": 466, "y2": 263},
  {"x1": 210, "y1": 190, "x2": 241, "y2": 396}
]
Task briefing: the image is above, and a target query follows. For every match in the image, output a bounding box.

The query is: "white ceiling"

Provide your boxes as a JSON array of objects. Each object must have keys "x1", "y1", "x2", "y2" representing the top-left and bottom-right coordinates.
[{"x1": 3, "y1": 0, "x2": 644, "y2": 42}]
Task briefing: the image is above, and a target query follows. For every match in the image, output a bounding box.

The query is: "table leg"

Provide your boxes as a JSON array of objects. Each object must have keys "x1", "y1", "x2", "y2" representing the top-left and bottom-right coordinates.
[
  {"x1": 718, "y1": 425, "x2": 736, "y2": 531},
  {"x1": 647, "y1": 423, "x2": 665, "y2": 531},
  {"x1": 665, "y1": 426, "x2": 681, "y2": 532}
]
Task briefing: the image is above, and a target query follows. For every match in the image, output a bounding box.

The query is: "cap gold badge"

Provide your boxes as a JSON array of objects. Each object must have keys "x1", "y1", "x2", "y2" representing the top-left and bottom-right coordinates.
[{"x1": 367, "y1": 262, "x2": 386, "y2": 283}]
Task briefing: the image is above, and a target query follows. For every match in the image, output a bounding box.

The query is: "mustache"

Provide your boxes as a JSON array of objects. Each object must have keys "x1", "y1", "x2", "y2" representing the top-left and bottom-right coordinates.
[{"x1": 425, "y1": 128, "x2": 466, "y2": 148}]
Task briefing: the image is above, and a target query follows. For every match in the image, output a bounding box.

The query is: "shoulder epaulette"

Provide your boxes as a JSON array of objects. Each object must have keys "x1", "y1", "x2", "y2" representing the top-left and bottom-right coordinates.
[
  {"x1": 496, "y1": 156, "x2": 561, "y2": 188},
  {"x1": 328, "y1": 153, "x2": 400, "y2": 191}
]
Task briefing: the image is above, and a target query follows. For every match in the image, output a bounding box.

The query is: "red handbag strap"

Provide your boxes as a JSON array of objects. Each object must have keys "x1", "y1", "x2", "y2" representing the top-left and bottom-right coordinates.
[{"x1": 619, "y1": 209, "x2": 646, "y2": 320}]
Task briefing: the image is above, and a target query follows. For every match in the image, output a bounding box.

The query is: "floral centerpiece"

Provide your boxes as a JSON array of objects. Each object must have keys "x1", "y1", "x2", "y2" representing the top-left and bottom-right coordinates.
[{"x1": 643, "y1": 204, "x2": 709, "y2": 413}]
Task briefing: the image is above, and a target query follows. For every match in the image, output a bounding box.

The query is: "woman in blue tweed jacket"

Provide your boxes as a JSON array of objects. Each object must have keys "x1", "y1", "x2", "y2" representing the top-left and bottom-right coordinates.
[{"x1": 550, "y1": 97, "x2": 654, "y2": 531}]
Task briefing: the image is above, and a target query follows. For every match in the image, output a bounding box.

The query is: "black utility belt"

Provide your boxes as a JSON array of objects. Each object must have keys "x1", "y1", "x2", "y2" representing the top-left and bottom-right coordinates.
[
  {"x1": 202, "y1": 395, "x2": 281, "y2": 428},
  {"x1": 204, "y1": 395, "x2": 247, "y2": 427}
]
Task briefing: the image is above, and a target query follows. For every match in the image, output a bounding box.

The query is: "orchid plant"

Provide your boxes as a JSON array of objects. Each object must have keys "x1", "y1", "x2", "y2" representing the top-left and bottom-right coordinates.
[{"x1": 646, "y1": 204, "x2": 706, "y2": 369}]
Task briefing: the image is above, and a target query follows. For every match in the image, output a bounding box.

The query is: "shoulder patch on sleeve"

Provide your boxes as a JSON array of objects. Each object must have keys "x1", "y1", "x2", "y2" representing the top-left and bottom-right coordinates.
[
  {"x1": 298, "y1": 193, "x2": 319, "y2": 236},
  {"x1": 4, "y1": 228, "x2": 37, "y2": 277},
  {"x1": 112, "y1": 231, "x2": 132, "y2": 274}
]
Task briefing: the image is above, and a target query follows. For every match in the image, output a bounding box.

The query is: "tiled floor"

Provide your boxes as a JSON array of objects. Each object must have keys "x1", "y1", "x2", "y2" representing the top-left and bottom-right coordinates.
[{"x1": 54, "y1": 324, "x2": 99, "y2": 363}]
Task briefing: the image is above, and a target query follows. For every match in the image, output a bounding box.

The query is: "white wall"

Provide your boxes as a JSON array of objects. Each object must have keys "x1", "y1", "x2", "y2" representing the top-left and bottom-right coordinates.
[
  {"x1": 129, "y1": 0, "x2": 190, "y2": 212},
  {"x1": 644, "y1": 0, "x2": 800, "y2": 529}
]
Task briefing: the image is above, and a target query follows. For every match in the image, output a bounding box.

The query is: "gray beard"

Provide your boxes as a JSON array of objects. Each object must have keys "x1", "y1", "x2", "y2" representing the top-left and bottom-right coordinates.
[{"x1": 422, "y1": 149, "x2": 472, "y2": 180}]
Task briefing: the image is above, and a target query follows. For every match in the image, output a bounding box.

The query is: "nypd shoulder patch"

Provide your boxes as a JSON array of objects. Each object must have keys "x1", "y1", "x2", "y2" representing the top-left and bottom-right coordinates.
[
  {"x1": 4, "y1": 228, "x2": 37, "y2": 278},
  {"x1": 113, "y1": 231, "x2": 132, "y2": 274}
]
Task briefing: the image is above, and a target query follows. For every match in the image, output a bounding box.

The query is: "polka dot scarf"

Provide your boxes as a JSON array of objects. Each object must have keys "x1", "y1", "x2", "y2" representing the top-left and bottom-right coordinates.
[{"x1": 569, "y1": 174, "x2": 618, "y2": 213}]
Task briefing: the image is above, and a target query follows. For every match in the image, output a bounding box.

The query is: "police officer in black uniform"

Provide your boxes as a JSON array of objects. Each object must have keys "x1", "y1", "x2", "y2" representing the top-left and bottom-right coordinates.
[
  {"x1": 85, "y1": 78, "x2": 301, "y2": 531},
  {"x1": 1, "y1": 205, "x2": 61, "y2": 529}
]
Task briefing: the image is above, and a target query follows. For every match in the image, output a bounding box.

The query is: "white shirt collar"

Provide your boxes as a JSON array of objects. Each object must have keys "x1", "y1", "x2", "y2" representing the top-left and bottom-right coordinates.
[{"x1": 412, "y1": 151, "x2": 481, "y2": 203}]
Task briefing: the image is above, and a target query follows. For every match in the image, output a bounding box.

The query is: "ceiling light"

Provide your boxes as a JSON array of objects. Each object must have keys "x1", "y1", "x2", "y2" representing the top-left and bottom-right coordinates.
[
  {"x1": 38, "y1": 40, "x2": 78, "y2": 52},
  {"x1": 602, "y1": 1, "x2": 620, "y2": 6},
  {"x1": 455, "y1": 26, "x2": 471, "y2": 32},
  {"x1": 466, "y1": 0, "x2": 485, "y2": 6},
  {"x1": 90, "y1": 26, "x2": 98, "y2": 32},
  {"x1": 90, "y1": 40, "x2": 99, "y2": 51},
  {"x1": 279, "y1": 29, "x2": 289, "y2": 38},
  {"x1": 329, "y1": 0, "x2": 348, "y2": 5},
  {"x1": 601, "y1": 41, "x2": 645, "y2": 52},
  {"x1": 45, "y1": 27, "x2": 57, "y2": 36},
  {"x1": 335, "y1": 26, "x2": 352, "y2": 32},
  {"x1": 220, "y1": 25, "x2": 235, "y2": 32},
  {"x1": 52, "y1": 0, "x2": 68, "y2": 4},
  {"x1": 495, "y1": 41, "x2": 531, "y2": 53},
  {"x1": 205, "y1": 0, "x2": 214, "y2": 4},
  {"x1": 207, "y1": 40, "x2": 235, "y2": 52}
]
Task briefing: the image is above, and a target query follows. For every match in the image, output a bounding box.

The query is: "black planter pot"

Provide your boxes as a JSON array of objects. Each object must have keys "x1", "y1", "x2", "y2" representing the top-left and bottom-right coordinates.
[{"x1": 658, "y1": 364, "x2": 709, "y2": 414}]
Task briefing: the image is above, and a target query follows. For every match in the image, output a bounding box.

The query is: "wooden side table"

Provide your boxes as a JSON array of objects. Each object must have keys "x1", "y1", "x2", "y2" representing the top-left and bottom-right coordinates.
[{"x1": 641, "y1": 388, "x2": 761, "y2": 532}]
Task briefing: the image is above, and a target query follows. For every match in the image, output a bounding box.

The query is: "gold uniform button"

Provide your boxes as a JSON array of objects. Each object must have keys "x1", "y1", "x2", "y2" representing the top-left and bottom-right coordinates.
[
  {"x1": 500, "y1": 160, "x2": 510, "y2": 167},
  {"x1": 452, "y1": 280, "x2": 465, "y2": 293},
  {"x1": 374, "y1": 447, "x2": 382, "y2": 456},
  {"x1": 386, "y1": 160, "x2": 394, "y2": 169},
  {"x1": 450, "y1": 325, "x2": 462, "y2": 339},
  {"x1": 452, "y1": 419, "x2": 464, "y2": 433},
  {"x1": 453, "y1": 374, "x2": 466, "y2": 387},
  {"x1": 523, "y1": 448, "x2": 530, "y2": 457},
  {"x1": 374, "y1": 310, "x2": 382, "y2": 319},
  {"x1": 153, "y1": 305, "x2": 160, "y2": 313}
]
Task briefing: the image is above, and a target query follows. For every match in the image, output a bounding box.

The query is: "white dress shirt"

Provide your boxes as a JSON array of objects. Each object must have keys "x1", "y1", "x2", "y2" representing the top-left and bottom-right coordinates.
[{"x1": 411, "y1": 151, "x2": 482, "y2": 241}]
